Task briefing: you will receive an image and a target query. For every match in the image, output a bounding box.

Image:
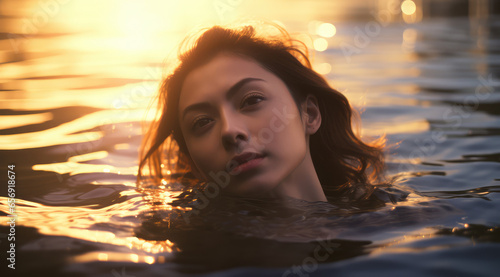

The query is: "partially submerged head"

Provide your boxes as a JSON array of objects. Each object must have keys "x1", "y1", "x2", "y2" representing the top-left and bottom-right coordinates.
[{"x1": 138, "y1": 24, "x2": 385, "y2": 202}]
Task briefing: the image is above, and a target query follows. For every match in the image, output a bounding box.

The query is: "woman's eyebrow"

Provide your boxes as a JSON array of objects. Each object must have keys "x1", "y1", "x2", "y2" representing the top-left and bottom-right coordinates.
[
  {"x1": 225, "y1": 77, "x2": 265, "y2": 100},
  {"x1": 182, "y1": 77, "x2": 265, "y2": 120}
]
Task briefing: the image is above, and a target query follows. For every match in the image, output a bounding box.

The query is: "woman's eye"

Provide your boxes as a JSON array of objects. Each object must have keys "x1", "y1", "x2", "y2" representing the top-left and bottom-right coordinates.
[
  {"x1": 241, "y1": 94, "x2": 265, "y2": 108},
  {"x1": 192, "y1": 117, "x2": 213, "y2": 131}
]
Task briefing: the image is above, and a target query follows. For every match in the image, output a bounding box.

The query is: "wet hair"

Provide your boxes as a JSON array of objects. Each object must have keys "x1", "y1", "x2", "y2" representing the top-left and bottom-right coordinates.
[{"x1": 138, "y1": 24, "x2": 385, "y2": 200}]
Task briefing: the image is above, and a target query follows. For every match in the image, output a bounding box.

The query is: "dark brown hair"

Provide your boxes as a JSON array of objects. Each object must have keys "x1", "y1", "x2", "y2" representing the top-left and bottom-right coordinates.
[{"x1": 138, "y1": 24, "x2": 385, "y2": 200}]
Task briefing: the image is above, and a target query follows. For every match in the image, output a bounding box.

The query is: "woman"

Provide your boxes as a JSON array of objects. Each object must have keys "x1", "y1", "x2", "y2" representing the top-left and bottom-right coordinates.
[{"x1": 138, "y1": 24, "x2": 385, "y2": 204}]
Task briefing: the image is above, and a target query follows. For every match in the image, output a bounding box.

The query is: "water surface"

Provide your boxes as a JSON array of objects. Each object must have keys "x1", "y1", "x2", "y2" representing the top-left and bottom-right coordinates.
[{"x1": 1, "y1": 1, "x2": 499, "y2": 276}]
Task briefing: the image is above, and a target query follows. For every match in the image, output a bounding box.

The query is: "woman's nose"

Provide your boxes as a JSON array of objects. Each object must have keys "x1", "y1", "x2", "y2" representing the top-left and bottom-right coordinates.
[{"x1": 220, "y1": 108, "x2": 248, "y2": 149}]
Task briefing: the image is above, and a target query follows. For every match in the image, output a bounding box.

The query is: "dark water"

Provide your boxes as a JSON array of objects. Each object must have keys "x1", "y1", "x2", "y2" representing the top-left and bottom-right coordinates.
[{"x1": 1, "y1": 1, "x2": 500, "y2": 276}]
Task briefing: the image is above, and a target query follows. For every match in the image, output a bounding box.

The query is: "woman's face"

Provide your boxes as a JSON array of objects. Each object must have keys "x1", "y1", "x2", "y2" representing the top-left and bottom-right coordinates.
[{"x1": 178, "y1": 53, "x2": 312, "y2": 198}]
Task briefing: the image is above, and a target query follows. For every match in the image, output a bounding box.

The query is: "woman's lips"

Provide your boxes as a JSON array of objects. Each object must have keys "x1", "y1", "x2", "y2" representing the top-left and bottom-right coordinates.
[{"x1": 229, "y1": 152, "x2": 265, "y2": 174}]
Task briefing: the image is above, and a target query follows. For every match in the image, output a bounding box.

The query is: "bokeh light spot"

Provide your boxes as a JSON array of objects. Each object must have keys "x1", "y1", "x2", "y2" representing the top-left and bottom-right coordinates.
[
  {"x1": 313, "y1": 38, "x2": 328, "y2": 52},
  {"x1": 316, "y1": 63, "x2": 332, "y2": 75},
  {"x1": 317, "y1": 23, "x2": 336, "y2": 38},
  {"x1": 401, "y1": 0, "x2": 417, "y2": 15}
]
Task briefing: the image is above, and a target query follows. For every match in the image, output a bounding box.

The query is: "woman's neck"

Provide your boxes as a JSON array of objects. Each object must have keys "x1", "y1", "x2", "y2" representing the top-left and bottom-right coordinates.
[{"x1": 270, "y1": 150, "x2": 327, "y2": 202}]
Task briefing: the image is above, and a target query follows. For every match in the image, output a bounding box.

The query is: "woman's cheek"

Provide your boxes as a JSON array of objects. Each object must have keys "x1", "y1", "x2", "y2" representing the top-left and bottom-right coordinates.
[{"x1": 189, "y1": 141, "x2": 219, "y2": 171}]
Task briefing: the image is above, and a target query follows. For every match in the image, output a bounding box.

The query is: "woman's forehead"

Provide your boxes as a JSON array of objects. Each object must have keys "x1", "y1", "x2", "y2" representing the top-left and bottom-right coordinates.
[{"x1": 178, "y1": 53, "x2": 279, "y2": 107}]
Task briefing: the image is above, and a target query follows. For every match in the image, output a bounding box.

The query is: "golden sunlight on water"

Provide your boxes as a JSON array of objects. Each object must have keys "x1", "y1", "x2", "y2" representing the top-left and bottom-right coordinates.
[
  {"x1": 0, "y1": 112, "x2": 52, "y2": 129},
  {"x1": 0, "y1": 109, "x2": 152, "y2": 149},
  {"x1": 8, "y1": 188, "x2": 179, "y2": 259},
  {"x1": 362, "y1": 120, "x2": 430, "y2": 137}
]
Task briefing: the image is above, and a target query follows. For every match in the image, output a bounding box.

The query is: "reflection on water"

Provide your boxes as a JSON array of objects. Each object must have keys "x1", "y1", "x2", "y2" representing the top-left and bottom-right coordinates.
[{"x1": 1, "y1": 0, "x2": 500, "y2": 276}]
